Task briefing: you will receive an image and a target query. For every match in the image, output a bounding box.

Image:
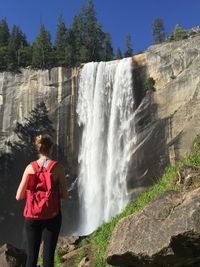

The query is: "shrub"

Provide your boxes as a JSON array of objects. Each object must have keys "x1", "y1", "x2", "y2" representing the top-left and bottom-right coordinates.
[
  {"x1": 168, "y1": 24, "x2": 188, "y2": 41},
  {"x1": 144, "y1": 77, "x2": 156, "y2": 93}
]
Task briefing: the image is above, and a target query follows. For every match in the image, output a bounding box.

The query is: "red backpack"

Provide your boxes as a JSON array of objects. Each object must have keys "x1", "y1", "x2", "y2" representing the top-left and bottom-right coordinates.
[{"x1": 23, "y1": 160, "x2": 61, "y2": 220}]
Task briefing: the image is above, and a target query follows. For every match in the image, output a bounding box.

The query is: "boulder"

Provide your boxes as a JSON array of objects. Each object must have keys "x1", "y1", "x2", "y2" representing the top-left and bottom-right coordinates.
[
  {"x1": 106, "y1": 189, "x2": 200, "y2": 267},
  {"x1": 0, "y1": 243, "x2": 26, "y2": 267}
]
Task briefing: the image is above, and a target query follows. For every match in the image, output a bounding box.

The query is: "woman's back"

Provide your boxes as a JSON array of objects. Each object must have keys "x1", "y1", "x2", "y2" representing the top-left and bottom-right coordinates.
[{"x1": 16, "y1": 134, "x2": 68, "y2": 267}]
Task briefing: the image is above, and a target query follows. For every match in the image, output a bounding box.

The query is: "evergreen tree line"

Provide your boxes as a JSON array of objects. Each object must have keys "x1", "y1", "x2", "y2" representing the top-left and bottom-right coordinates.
[
  {"x1": 152, "y1": 17, "x2": 199, "y2": 44},
  {"x1": 0, "y1": 0, "x2": 195, "y2": 73},
  {"x1": 0, "y1": 0, "x2": 132, "y2": 72}
]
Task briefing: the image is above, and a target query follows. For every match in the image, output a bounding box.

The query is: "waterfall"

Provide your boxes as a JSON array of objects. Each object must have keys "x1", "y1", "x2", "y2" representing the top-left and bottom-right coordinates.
[{"x1": 76, "y1": 58, "x2": 137, "y2": 235}]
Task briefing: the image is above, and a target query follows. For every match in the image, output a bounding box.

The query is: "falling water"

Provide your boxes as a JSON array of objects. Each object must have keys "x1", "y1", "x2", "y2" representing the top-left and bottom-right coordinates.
[{"x1": 77, "y1": 58, "x2": 137, "y2": 235}]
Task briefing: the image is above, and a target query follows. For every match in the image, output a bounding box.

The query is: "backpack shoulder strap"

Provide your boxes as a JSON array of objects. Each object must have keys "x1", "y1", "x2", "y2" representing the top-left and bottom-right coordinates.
[
  {"x1": 31, "y1": 161, "x2": 41, "y2": 173},
  {"x1": 46, "y1": 160, "x2": 58, "y2": 173},
  {"x1": 44, "y1": 160, "x2": 58, "y2": 191}
]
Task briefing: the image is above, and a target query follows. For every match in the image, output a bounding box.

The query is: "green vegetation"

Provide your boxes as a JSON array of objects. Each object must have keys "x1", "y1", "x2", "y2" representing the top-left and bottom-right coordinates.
[
  {"x1": 0, "y1": 0, "x2": 118, "y2": 72},
  {"x1": 115, "y1": 47, "x2": 122, "y2": 59},
  {"x1": 168, "y1": 24, "x2": 188, "y2": 41},
  {"x1": 102, "y1": 33, "x2": 114, "y2": 61},
  {"x1": 72, "y1": 141, "x2": 200, "y2": 267},
  {"x1": 54, "y1": 247, "x2": 68, "y2": 267},
  {"x1": 54, "y1": 16, "x2": 69, "y2": 67},
  {"x1": 0, "y1": 18, "x2": 9, "y2": 46},
  {"x1": 183, "y1": 141, "x2": 200, "y2": 167},
  {"x1": 8, "y1": 102, "x2": 55, "y2": 161},
  {"x1": 37, "y1": 245, "x2": 68, "y2": 267},
  {"x1": 72, "y1": 246, "x2": 88, "y2": 267},
  {"x1": 2, "y1": 2, "x2": 200, "y2": 72},
  {"x1": 32, "y1": 24, "x2": 53, "y2": 69},
  {"x1": 152, "y1": 17, "x2": 166, "y2": 44},
  {"x1": 144, "y1": 77, "x2": 156, "y2": 93},
  {"x1": 152, "y1": 17, "x2": 200, "y2": 45},
  {"x1": 0, "y1": 102, "x2": 56, "y2": 202},
  {"x1": 124, "y1": 32, "x2": 133, "y2": 57}
]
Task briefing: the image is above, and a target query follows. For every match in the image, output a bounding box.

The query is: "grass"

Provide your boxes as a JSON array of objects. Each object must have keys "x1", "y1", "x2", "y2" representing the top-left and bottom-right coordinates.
[
  {"x1": 183, "y1": 142, "x2": 200, "y2": 167},
  {"x1": 72, "y1": 246, "x2": 88, "y2": 267},
  {"x1": 88, "y1": 164, "x2": 179, "y2": 267},
  {"x1": 61, "y1": 142, "x2": 200, "y2": 267},
  {"x1": 54, "y1": 247, "x2": 66, "y2": 267}
]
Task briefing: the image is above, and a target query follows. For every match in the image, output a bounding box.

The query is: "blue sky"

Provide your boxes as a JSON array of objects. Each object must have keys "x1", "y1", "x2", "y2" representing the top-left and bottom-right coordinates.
[{"x1": 0, "y1": 0, "x2": 200, "y2": 54}]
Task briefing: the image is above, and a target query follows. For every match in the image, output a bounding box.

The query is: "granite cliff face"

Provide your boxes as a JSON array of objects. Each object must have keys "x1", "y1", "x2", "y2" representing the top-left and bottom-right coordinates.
[
  {"x1": 147, "y1": 36, "x2": 200, "y2": 160},
  {"x1": 147, "y1": 36, "x2": 200, "y2": 163},
  {"x1": 126, "y1": 35, "x2": 200, "y2": 198},
  {"x1": 0, "y1": 67, "x2": 81, "y2": 245},
  {"x1": 0, "y1": 67, "x2": 80, "y2": 172}
]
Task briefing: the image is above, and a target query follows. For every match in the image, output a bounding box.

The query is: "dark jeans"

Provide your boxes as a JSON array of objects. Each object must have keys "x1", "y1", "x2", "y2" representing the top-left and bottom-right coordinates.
[{"x1": 24, "y1": 211, "x2": 62, "y2": 267}]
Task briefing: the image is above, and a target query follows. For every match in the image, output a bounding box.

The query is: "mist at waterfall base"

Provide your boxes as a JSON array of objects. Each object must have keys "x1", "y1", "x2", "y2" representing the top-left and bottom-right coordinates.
[{"x1": 76, "y1": 58, "x2": 137, "y2": 235}]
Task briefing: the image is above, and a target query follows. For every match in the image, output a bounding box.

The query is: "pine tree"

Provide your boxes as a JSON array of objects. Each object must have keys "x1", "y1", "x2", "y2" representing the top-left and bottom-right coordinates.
[
  {"x1": 7, "y1": 25, "x2": 28, "y2": 69},
  {"x1": 124, "y1": 32, "x2": 133, "y2": 57},
  {"x1": 4, "y1": 102, "x2": 55, "y2": 194},
  {"x1": 116, "y1": 48, "x2": 122, "y2": 59},
  {"x1": 75, "y1": 0, "x2": 105, "y2": 63},
  {"x1": 0, "y1": 2, "x2": 115, "y2": 70},
  {"x1": 0, "y1": 47, "x2": 9, "y2": 71},
  {"x1": 152, "y1": 17, "x2": 166, "y2": 44},
  {"x1": 0, "y1": 19, "x2": 10, "y2": 71},
  {"x1": 70, "y1": 15, "x2": 82, "y2": 66},
  {"x1": 9, "y1": 25, "x2": 28, "y2": 51},
  {"x1": 12, "y1": 102, "x2": 55, "y2": 160},
  {"x1": 19, "y1": 46, "x2": 33, "y2": 68},
  {"x1": 55, "y1": 16, "x2": 70, "y2": 67},
  {"x1": 0, "y1": 18, "x2": 10, "y2": 47},
  {"x1": 84, "y1": 0, "x2": 98, "y2": 61},
  {"x1": 102, "y1": 32, "x2": 114, "y2": 61},
  {"x1": 169, "y1": 24, "x2": 187, "y2": 41},
  {"x1": 32, "y1": 24, "x2": 52, "y2": 69},
  {"x1": 85, "y1": 0, "x2": 105, "y2": 62}
]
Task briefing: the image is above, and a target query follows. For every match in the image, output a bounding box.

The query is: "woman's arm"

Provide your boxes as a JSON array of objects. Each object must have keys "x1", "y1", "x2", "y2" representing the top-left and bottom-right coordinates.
[
  {"x1": 16, "y1": 165, "x2": 31, "y2": 200},
  {"x1": 58, "y1": 164, "x2": 68, "y2": 199}
]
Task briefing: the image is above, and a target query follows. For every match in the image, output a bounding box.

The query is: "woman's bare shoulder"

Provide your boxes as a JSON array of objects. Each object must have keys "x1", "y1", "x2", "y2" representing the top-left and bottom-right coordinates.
[{"x1": 25, "y1": 163, "x2": 34, "y2": 173}]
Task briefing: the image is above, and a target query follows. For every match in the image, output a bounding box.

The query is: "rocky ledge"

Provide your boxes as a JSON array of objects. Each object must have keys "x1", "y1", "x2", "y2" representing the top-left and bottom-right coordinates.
[
  {"x1": 0, "y1": 243, "x2": 26, "y2": 267},
  {"x1": 106, "y1": 167, "x2": 200, "y2": 267}
]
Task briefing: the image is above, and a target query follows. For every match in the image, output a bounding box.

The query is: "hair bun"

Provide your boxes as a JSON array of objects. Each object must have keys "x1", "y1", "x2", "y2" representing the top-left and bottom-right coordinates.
[{"x1": 35, "y1": 134, "x2": 53, "y2": 155}]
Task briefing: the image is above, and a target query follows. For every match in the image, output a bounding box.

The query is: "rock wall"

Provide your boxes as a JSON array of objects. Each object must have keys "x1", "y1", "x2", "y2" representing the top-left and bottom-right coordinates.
[
  {"x1": 0, "y1": 67, "x2": 80, "y2": 172},
  {"x1": 146, "y1": 36, "x2": 200, "y2": 163},
  {"x1": 126, "y1": 35, "x2": 200, "y2": 198},
  {"x1": 0, "y1": 67, "x2": 81, "y2": 246}
]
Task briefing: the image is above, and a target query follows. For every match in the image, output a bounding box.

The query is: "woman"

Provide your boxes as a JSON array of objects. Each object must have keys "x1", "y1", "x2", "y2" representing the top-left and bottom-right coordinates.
[{"x1": 16, "y1": 134, "x2": 68, "y2": 267}]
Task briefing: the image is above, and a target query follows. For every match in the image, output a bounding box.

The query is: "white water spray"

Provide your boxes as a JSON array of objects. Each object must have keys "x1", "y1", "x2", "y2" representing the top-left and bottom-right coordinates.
[{"x1": 77, "y1": 58, "x2": 137, "y2": 235}]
